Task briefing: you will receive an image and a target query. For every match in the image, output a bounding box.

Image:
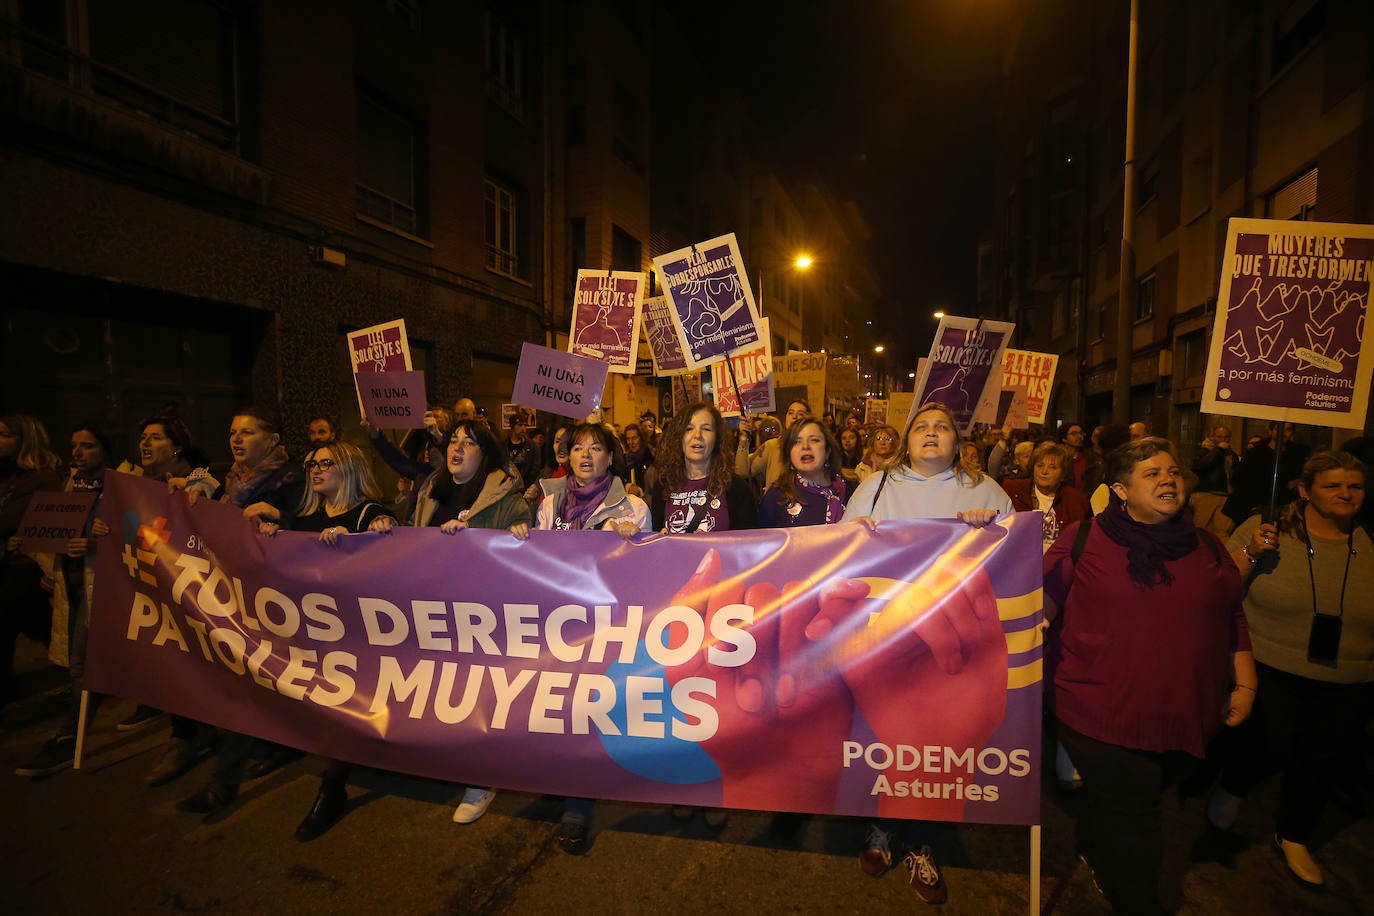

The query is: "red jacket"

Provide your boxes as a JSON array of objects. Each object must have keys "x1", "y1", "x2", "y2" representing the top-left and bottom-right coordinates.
[{"x1": 1002, "y1": 479, "x2": 1092, "y2": 527}]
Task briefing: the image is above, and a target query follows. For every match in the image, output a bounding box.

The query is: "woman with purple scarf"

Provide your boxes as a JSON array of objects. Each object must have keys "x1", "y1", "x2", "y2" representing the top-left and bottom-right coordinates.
[
  {"x1": 510, "y1": 421, "x2": 649, "y2": 853},
  {"x1": 759, "y1": 418, "x2": 852, "y2": 527},
  {"x1": 1043, "y1": 436, "x2": 1256, "y2": 914}
]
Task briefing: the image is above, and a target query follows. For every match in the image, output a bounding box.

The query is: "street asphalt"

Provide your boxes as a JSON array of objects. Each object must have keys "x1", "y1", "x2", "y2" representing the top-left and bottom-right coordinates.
[{"x1": 3, "y1": 637, "x2": 1371, "y2": 915}]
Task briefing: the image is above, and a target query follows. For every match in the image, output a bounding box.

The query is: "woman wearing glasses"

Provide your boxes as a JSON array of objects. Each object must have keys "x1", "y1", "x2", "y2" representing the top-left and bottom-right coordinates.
[{"x1": 856, "y1": 424, "x2": 900, "y2": 483}]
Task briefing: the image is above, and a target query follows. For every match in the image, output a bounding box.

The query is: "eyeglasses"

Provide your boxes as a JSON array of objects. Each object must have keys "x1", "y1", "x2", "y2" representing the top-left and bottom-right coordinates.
[
  {"x1": 303, "y1": 459, "x2": 337, "y2": 471},
  {"x1": 874, "y1": 435, "x2": 896, "y2": 443}
]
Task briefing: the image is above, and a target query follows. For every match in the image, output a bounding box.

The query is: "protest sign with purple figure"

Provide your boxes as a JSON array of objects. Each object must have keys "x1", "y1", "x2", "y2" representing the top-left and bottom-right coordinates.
[
  {"x1": 914, "y1": 316, "x2": 1016, "y2": 434},
  {"x1": 641, "y1": 295, "x2": 693, "y2": 376},
  {"x1": 1202, "y1": 219, "x2": 1374, "y2": 428},
  {"x1": 653, "y1": 233, "x2": 762, "y2": 368},
  {"x1": 347, "y1": 319, "x2": 412, "y2": 415},
  {"x1": 569, "y1": 270, "x2": 644, "y2": 374}
]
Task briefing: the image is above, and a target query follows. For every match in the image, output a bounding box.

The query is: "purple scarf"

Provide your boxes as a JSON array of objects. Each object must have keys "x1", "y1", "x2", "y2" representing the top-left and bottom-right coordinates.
[
  {"x1": 224, "y1": 446, "x2": 290, "y2": 508},
  {"x1": 1094, "y1": 493, "x2": 1199, "y2": 589},
  {"x1": 796, "y1": 472, "x2": 846, "y2": 525},
  {"x1": 560, "y1": 474, "x2": 615, "y2": 531}
]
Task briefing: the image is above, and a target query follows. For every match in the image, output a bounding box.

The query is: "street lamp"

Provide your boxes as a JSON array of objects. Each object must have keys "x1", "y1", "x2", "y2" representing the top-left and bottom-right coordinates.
[
  {"x1": 932, "y1": 310, "x2": 945, "y2": 319},
  {"x1": 873, "y1": 344, "x2": 885, "y2": 354},
  {"x1": 756, "y1": 253, "x2": 814, "y2": 351}
]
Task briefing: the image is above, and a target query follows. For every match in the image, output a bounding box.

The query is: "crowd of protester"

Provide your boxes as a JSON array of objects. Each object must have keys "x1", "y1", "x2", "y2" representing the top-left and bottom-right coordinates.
[{"x1": 2, "y1": 396, "x2": 1371, "y2": 911}]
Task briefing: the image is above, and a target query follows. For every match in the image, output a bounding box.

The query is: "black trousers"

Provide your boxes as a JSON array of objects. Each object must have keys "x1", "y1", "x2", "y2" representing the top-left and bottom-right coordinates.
[
  {"x1": 1218, "y1": 662, "x2": 1374, "y2": 845},
  {"x1": 0, "y1": 555, "x2": 52, "y2": 704},
  {"x1": 1059, "y1": 722, "x2": 1195, "y2": 916}
]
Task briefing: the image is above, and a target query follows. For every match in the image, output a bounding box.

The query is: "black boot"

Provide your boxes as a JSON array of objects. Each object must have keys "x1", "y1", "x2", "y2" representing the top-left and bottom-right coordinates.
[{"x1": 294, "y1": 780, "x2": 348, "y2": 842}]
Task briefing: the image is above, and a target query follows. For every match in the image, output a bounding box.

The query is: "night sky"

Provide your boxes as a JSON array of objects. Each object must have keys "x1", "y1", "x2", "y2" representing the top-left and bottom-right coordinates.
[{"x1": 668, "y1": 0, "x2": 1008, "y2": 365}]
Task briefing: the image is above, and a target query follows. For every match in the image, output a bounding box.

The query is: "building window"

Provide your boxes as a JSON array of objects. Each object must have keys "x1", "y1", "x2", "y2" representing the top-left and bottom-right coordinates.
[
  {"x1": 611, "y1": 225, "x2": 641, "y2": 272},
  {"x1": 1044, "y1": 191, "x2": 1074, "y2": 265},
  {"x1": 1136, "y1": 273, "x2": 1156, "y2": 322},
  {"x1": 484, "y1": 11, "x2": 523, "y2": 119},
  {"x1": 1136, "y1": 157, "x2": 1159, "y2": 209},
  {"x1": 1179, "y1": 329, "x2": 1208, "y2": 382},
  {"x1": 485, "y1": 178, "x2": 519, "y2": 278},
  {"x1": 356, "y1": 88, "x2": 422, "y2": 236},
  {"x1": 1271, "y1": 0, "x2": 1326, "y2": 76},
  {"x1": 12, "y1": 0, "x2": 244, "y2": 152},
  {"x1": 1266, "y1": 166, "x2": 1318, "y2": 221}
]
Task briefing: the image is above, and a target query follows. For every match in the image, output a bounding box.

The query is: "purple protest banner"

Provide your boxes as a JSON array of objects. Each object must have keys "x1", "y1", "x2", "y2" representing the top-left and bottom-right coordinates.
[
  {"x1": 652, "y1": 233, "x2": 762, "y2": 369},
  {"x1": 1202, "y1": 219, "x2": 1374, "y2": 428},
  {"x1": 88, "y1": 473, "x2": 1044, "y2": 826},
  {"x1": 569, "y1": 270, "x2": 644, "y2": 374},
  {"x1": 356, "y1": 370, "x2": 428, "y2": 429},
  {"x1": 14, "y1": 490, "x2": 97, "y2": 554},
  {"x1": 640, "y1": 295, "x2": 693, "y2": 376},
  {"x1": 915, "y1": 316, "x2": 1016, "y2": 434},
  {"x1": 511, "y1": 341, "x2": 611, "y2": 420}
]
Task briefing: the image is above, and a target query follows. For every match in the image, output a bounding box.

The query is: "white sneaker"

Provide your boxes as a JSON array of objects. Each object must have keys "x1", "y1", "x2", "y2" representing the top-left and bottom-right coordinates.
[{"x1": 453, "y1": 787, "x2": 496, "y2": 824}]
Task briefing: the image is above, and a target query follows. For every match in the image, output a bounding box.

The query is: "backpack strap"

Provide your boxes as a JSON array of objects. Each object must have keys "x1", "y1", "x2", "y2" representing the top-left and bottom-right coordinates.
[
  {"x1": 869, "y1": 470, "x2": 891, "y2": 516},
  {"x1": 1069, "y1": 516, "x2": 1093, "y2": 565}
]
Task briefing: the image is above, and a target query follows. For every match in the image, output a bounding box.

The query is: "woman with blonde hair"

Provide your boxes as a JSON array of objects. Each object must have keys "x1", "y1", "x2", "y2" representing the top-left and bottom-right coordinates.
[{"x1": 177, "y1": 438, "x2": 396, "y2": 833}]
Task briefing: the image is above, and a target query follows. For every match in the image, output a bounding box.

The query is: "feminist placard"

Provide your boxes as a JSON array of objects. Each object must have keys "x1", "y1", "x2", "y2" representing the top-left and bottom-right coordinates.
[
  {"x1": 88, "y1": 473, "x2": 1045, "y2": 826},
  {"x1": 569, "y1": 271, "x2": 645, "y2": 374},
  {"x1": 710, "y1": 319, "x2": 775, "y2": 416},
  {"x1": 511, "y1": 342, "x2": 610, "y2": 419},
  {"x1": 356, "y1": 370, "x2": 428, "y2": 429},
  {"x1": 1202, "y1": 219, "x2": 1374, "y2": 428},
  {"x1": 1000, "y1": 349, "x2": 1058, "y2": 426},
  {"x1": 347, "y1": 319, "x2": 414, "y2": 415},
  {"x1": 653, "y1": 233, "x2": 762, "y2": 368},
  {"x1": 914, "y1": 316, "x2": 1017, "y2": 434},
  {"x1": 14, "y1": 491, "x2": 97, "y2": 554},
  {"x1": 640, "y1": 296, "x2": 693, "y2": 377}
]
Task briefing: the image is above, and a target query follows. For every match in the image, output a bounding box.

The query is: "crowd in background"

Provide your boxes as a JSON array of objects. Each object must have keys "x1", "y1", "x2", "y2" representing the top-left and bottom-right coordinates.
[{"x1": 1, "y1": 394, "x2": 1371, "y2": 910}]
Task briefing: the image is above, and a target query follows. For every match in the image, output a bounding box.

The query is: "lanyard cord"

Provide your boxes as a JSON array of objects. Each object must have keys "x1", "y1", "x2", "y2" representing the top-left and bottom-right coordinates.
[{"x1": 1303, "y1": 518, "x2": 1355, "y2": 619}]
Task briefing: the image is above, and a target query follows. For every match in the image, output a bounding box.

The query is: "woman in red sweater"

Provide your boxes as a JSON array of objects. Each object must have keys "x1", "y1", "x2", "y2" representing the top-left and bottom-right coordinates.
[{"x1": 1043, "y1": 437, "x2": 1255, "y2": 915}]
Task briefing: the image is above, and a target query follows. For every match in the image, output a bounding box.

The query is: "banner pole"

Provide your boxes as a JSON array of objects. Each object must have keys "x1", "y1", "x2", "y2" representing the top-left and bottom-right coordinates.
[
  {"x1": 1265, "y1": 424, "x2": 1287, "y2": 522},
  {"x1": 723, "y1": 355, "x2": 747, "y2": 415},
  {"x1": 74, "y1": 689, "x2": 90, "y2": 770},
  {"x1": 675, "y1": 374, "x2": 689, "y2": 408},
  {"x1": 1030, "y1": 823, "x2": 1041, "y2": 914}
]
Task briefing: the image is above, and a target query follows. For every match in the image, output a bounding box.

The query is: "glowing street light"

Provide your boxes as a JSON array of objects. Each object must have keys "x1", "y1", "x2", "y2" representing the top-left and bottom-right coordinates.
[
  {"x1": 873, "y1": 344, "x2": 885, "y2": 354},
  {"x1": 794, "y1": 254, "x2": 813, "y2": 269},
  {"x1": 933, "y1": 310, "x2": 945, "y2": 319}
]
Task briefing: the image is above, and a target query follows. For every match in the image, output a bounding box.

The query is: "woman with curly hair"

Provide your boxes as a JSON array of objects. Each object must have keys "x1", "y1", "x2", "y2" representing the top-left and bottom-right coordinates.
[{"x1": 650, "y1": 402, "x2": 757, "y2": 534}]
